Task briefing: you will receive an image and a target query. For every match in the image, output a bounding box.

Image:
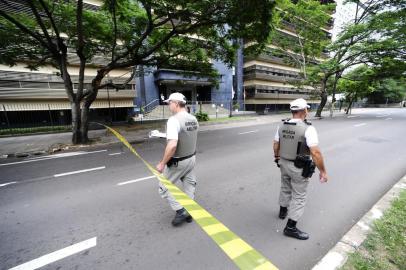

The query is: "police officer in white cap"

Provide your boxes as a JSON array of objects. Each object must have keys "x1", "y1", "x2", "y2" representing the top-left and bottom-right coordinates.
[
  {"x1": 156, "y1": 92, "x2": 199, "y2": 226},
  {"x1": 273, "y1": 98, "x2": 328, "y2": 240}
]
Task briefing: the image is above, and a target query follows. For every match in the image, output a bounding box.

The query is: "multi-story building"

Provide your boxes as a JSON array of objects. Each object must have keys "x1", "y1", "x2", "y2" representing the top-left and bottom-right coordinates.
[
  {"x1": 0, "y1": 1, "x2": 135, "y2": 129},
  {"x1": 135, "y1": 60, "x2": 234, "y2": 112},
  {"x1": 243, "y1": 0, "x2": 335, "y2": 113},
  {"x1": 1, "y1": 0, "x2": 336, "y2": 129}
]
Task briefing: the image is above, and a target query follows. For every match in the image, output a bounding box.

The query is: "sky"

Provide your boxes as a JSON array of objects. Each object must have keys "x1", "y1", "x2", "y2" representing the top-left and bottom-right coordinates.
[{"x1": 332, "y1": 0, "x2": 359, "y2": 41}]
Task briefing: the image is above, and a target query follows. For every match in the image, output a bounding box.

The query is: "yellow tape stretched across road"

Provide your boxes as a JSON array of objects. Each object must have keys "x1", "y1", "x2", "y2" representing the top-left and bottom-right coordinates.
[{"x1": 104, "y1": 125, "x2": 278, "y2": 270}]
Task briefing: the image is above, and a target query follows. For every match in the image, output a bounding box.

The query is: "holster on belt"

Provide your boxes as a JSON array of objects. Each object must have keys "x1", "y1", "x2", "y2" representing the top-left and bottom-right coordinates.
[
  {"x1": 294, "y1": 155, "x2": 315, "y2": 178},
  {"x1": 167, "y1": 159, "x2": 178, "y2": 168},
  {"x1": 167, "y1": 152, "x2": 196, "y2": 168}
]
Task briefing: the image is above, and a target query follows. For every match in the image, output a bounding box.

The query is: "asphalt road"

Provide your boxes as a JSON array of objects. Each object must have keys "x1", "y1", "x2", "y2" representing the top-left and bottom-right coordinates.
[{"x1": 1, "y1": 108, "x2": 405, "y2": 270}]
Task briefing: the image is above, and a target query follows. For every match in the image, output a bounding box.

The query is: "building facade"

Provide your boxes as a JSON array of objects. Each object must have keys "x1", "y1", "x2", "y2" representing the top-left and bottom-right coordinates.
[
  {"x1": 0, "y1": 0, "x2": 135, "y2": 129},
  {"x1": 135, "y1": 60, "x2": 235, "y2": 113},
  {"x1": 243, "y1": 0, "x2": 335, "y2": 113},
  {"x1": 1, "y1": 0, "x2": 337, "y2": 129}
]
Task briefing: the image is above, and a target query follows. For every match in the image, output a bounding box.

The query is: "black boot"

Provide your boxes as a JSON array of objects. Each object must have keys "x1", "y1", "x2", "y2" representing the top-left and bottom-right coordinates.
[
  {"x1": 171, "y1": 208, "x2": 193, "y2": 226},
  {"x1": 283, "y1": 219, "x2": 309, "y2": 240},
  {"x1": 279, "y1": 206, "x2": 288, "y2": 219}
]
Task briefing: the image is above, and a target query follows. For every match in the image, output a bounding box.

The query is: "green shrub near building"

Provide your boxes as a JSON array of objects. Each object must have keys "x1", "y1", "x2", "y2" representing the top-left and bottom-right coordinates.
[{"x1": 194, "y1": 111, "x2": 209, "y2": 122}]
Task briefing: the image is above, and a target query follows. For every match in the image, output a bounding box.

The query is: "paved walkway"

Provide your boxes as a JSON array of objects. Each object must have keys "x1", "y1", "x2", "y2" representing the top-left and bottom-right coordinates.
[{"x1": 0, "y1": 111, "x2": 347, "y2": 158}]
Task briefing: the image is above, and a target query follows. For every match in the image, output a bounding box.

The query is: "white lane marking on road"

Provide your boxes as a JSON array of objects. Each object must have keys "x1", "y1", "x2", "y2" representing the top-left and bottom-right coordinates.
[
  {"x1": 108, "y1": 152, "x2": 122, "y2": 156},
  {"x1": 0, "y1": 150, "x2": 108, "y2": 167},
  {"x1": 354, "y1": 123, "x2": 366, "y2": 127},
  {"x1": 385, "y1": 118, "x2": 392, "y2": 120},
  {"x1": 0, "y1": 181, "x2": 17, "y2": 187},
  {"x1": 347, "y1": 115, "x2": 360, "y2": 118},
  {"x1": 376, "y1": 114, "x2": 390, "y2": 118},
  {"x1": 54, "y1": 166, "x2": 105, "y2": 178},
  {"x1": 9, "y1": 237, "x2": 97, "y2": 270},
  {"x1": 117, "y1": 175, "x2": 155, "y2": 186},
  {"x1": 238, "y1": 130, "x2": 259, "y2": 135}
]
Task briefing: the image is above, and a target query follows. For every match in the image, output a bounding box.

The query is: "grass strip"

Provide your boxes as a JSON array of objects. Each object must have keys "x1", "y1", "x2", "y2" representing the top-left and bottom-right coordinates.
[{"x1": 341, "y1": 190, "x2": 406, "y2": 270}]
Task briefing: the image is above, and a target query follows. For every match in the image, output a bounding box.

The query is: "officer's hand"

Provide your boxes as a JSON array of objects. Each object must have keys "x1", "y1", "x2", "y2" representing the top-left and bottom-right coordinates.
[
  {"x1": 274, "y1": 157, "x2": 280, "y2": 168},
  {"x1": 156, "y1": 162, "x2": 165, "y2": 173},
  {"x1": 319, "y1": 171, "x2": 328, "y2": 183}
]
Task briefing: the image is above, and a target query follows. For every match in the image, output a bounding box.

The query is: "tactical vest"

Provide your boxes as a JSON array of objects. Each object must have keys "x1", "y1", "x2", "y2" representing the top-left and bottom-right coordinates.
[
  {"x1": 171, "y1": 111, "x2": 199, "y2": 158},
  {"x1": 278, "y1": 119, "x2": 311, "y2": 160}
]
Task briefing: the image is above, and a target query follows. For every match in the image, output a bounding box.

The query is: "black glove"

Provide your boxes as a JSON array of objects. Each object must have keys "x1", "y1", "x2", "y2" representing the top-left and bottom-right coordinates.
[{"x1": 274, "y1": 157, "x2": 280, "y2": 168}]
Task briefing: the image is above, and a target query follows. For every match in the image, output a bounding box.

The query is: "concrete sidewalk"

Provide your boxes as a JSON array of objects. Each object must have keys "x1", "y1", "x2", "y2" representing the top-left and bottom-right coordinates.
[{"x1": 0, "y1": 110, "x2": 345, "y2": 158}]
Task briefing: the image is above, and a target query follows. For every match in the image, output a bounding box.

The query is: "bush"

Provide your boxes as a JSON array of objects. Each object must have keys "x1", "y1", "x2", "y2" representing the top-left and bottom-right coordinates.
[
  {"x1": 194, "y1": 111, "x2": 209, "y2": 122},
  {"x1": 127, "y1": 115, "x2": 135, "y2": 124}
]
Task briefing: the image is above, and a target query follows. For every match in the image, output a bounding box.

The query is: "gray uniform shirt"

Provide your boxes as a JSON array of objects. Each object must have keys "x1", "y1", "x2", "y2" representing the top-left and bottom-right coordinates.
[
  {"x1": 274, "y1": 119, "x2": 319, "y2": 160},
  {"x1": 166, "y1": 111, "x2": 199, "y2": 158}
]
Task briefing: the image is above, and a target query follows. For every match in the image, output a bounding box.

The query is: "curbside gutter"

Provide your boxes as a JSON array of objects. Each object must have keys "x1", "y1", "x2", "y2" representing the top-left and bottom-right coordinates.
[{"x1": 312, "y1": 174, "x2": 406, "y2": 270}]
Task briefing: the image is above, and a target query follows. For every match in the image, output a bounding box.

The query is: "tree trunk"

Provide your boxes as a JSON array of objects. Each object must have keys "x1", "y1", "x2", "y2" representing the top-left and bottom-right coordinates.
[
  {"x1": 316, "y1": 91, "x2": 328, "y2": 117},
  {"x1": 71, "y1": 101, "x2": 81, "y2": 144},
  {"x1": 315, "y1": 78, "x2": 328, "y2": 117},
  {"x1": 78, "y1": 82, "x2": 100, "y2": 144},
  {"x1": 346, "y1": 95, "x2": 355, "y2": 115},
  {"x1": 80, "y1": 103, "x2": 90, "y2": 143},
  {"x1": 329, "y1": 72, "x2": 341, "y2": 118}
]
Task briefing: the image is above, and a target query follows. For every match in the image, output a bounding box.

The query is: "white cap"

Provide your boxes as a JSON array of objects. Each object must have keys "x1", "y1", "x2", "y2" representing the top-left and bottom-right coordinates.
[
  {"x1": 290, "y1": 98, "x2": 310, "y2": 111},
  {"x1": 163, "y1": 92, "x2": 186, "y2": 104}
]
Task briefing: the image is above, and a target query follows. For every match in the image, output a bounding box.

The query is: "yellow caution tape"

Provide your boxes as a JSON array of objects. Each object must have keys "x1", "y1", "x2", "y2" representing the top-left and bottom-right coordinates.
[{"x1": 104, "y1": 125, "x2": 278, "y2": 270}]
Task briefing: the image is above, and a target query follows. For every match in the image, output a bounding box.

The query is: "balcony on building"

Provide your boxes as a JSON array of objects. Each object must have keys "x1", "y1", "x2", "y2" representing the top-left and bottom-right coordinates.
[
  {"x1": 243, "y1": 65, "x2": 301, "y2": 84},
  {"x1": 245, "y1": 86, "x2": 311, "y2": 100}
]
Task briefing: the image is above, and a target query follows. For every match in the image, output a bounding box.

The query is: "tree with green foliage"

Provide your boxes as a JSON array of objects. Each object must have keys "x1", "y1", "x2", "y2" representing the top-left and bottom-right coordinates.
[
  {"x1": 366, "y1": 78, "x2": 406, "y2": 104},
  {"x1": 0, "y1": 0, "x2": 275, "y2": 143},
  {"x1": 337, "y1": 65, "x2": 376, "y2": 113},
  {"x1": 269, "y1": 0, "x2": 334, "y2": 79},
  {"x1": 313, "y1": 0, "x2": 406, "y2": 117},
  {"x1": 337, "y1": 63, "x2": 405, "y2": 113}
]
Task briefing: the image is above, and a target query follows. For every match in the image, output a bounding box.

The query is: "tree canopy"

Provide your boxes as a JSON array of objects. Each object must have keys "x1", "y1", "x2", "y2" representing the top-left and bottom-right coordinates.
[
  {"x1": 0, "y1": 0, "x2": 275, "y2": 143},
  {"x1": 311, "y1": 0, "x2": 406, "y2": 116},
  {"x1": 337, "y1": 63, "x2": 406, "y2": 108},
  {"x1": 267, "y1": 0, "x2": 334, "y2": 78}
]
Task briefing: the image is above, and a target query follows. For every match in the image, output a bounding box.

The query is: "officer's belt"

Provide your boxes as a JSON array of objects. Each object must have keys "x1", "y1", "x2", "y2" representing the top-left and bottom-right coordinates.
[
  {"x1": 281, "y1": 157, "x2": 295, "y2": 162},
  {"x1": 281, "y1": 155, "x2": 310, "y2": 162},
  {"x1": 170, "y1": 152, "x2": 196, "y2": 162}
]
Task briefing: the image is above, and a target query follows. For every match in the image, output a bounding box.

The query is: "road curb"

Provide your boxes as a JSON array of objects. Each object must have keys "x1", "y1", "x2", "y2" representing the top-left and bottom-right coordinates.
[{"x1": 312, "y1": 174, "x2": 406, "y2": 270}]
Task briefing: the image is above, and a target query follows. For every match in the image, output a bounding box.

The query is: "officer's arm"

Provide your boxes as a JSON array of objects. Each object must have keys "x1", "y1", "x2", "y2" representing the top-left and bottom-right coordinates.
[
  {"x1": 309, "y1": 146, "x2": 328, "y2": 182},
  {"x1": 273, "y1": 140, "x2": 280, "y2": 158},
  {"x1": 161, "y1": 139, "x2": 178, "y2": 165},
  {"x1": 273, "y1": 140, "x2": 281, "y2": 167}
]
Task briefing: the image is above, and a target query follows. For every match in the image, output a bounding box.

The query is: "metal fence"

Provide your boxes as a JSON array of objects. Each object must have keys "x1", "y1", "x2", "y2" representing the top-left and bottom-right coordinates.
[
  {"x1": 0, "y1": 105, "x2": 131, "y2": 132},
  {"x1": 135, "y1": 100, "x2": 249, "y2": 121}
]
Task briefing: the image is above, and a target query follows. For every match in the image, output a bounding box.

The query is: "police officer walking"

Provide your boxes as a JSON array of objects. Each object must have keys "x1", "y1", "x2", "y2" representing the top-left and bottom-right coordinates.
[
  {"x1": 156, "y1": 92, "x2": 199, "y2": 226},
  {"x1": 273, "y1": 98, "x2": 328, "y2": 240}
]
